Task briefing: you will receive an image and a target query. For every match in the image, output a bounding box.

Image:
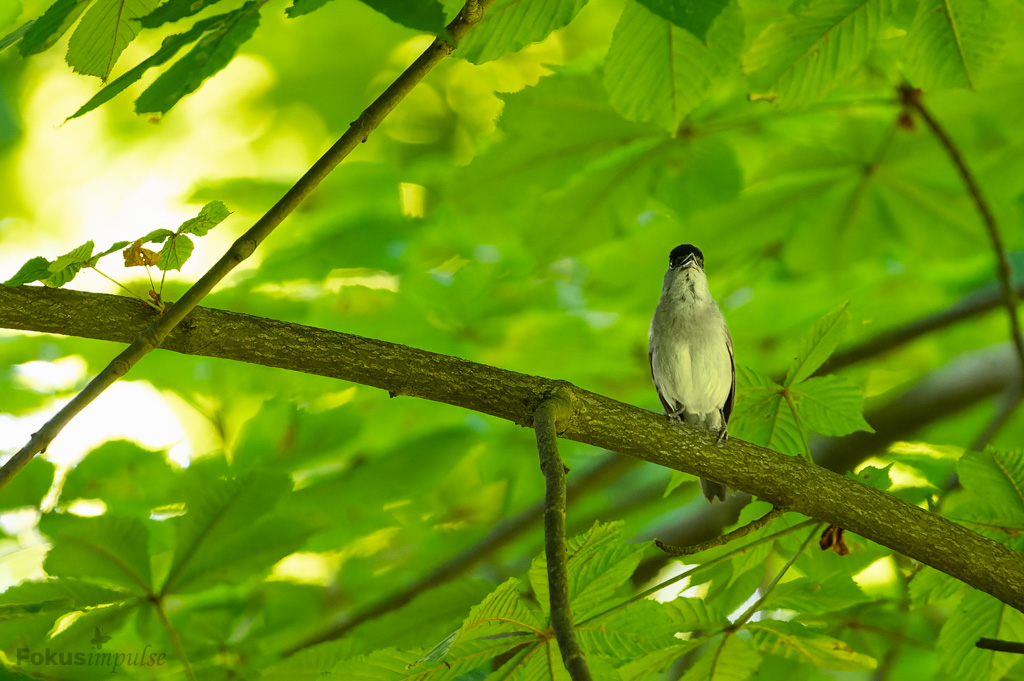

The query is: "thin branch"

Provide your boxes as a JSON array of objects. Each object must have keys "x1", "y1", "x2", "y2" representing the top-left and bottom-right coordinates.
[
  {"x1": 729, "y1": 523, "x2": 820, "y2": 629},
  {"x1": 655, "y1": 507, "x2": 784, "y2": 556},
  {"x1": 971, "y1": 383, "x2": 1024, "y2": 451},
  {"x1": 901, "y1": 84, "x2": 1024, "y2": 374},
  {"x1": 535, "y1": 391, "x2": 591, "y2": 681},
  {"x1": 977, "y1": 638, "x2": 1024, "y2": 654},
  {"x1": 0, "y1": 0, "x2": 495, "y2": 492}
]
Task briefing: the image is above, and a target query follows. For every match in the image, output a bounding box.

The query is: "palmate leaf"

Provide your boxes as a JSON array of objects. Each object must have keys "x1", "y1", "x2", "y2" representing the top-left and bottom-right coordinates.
[
  {"x1": 744, "y1": 0, "x2": 893, "y2": 107},
  {"x1": 730, "y1": 364, "x2": 808, "y2": 457},
  {"x1": 157, "y1": 233, "x2": 194, "y2": 270},
  {"x1": 45, "y1": 240, "x2": 94, "y2": 287},
  {"x1": 575, "y1": 599, "x2": 687, "y2": 658},
  {"x1": 784, "y1": 300, "x2": 850, "y2": 386},
  {"x1": 0, "y1": 457, "x2": 55, "y2": 512},
  {"x1": 937, "y1": 587, "x2": 1024, "y2": 681},
  {"x1": 604, "y1": 1, "x2": 744, "y2": 131},
  {"x1": 135, "y1": 0, "x2": 262, "y2": 114},
  {"x1": 65, "y1": 0, "x2": 160, "y2": 79},
  {"x1": 455, "y1": 0, "x2": 588, "y2": 65},
  {"x1": 901, "y1": 0, "x2": 1009, "y2": 91},
  {"x1": 177, "y1": 199, "x2": 231, "y2": 235},
  {"x1": 795, "y1": 374, "x2": 873, "y2": 436}
]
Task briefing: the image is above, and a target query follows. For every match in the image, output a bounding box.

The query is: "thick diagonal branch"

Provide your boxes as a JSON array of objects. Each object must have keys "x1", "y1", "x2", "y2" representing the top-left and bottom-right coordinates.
[
  {"x1": 535, "y1": 391, "x2": 591, "y2": 681},
  {"x1": 3, "y1": 288, "x2": 1024, "y2": 612},
  {"x1": 0, "y1": 0, "x2": 494, "y2": 491}
]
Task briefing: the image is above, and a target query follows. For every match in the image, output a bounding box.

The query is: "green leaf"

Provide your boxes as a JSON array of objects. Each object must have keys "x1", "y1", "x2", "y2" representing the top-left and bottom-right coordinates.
[
  {"x1": 143, "y1": 227, "x2": 175, "y2": 242},
  {"x1": 66, "y1": 13, "x2": 219, "y2": 120},
  {"x1": 45, "y1": 240, "x2": 94, "y2": 288},
  {"x1": 528, "y1": 521, "x2": 647, "y2": 620},
  {"x1": 0, "y1": 19, "x2": 36, "y2": 52},
  {"x1": 761, "y1": 574, "x2": 870, "y2": 613},
  {"x1": 3, "y1": 256, "x2": 52, "y2": 286},
  {"x1": 19, "y1": 0, "x2": 91, "y2": 56},
  {"x1": 634, "y1": 0, "x2": 728, "y2": 41},
  {"x1": 937, "y1": 588, "x2": 1024, "y2": 681},
  {"x1": 60, "y1": 440, "x2": 178, "y2": 517},
  {"x1": 65, "y1": 0, "x2": 160, "y2": 79},
  {"x1": 794, "y1": 374, "x2": 874, "y2": 436},
  {"x1": 287, "y1": 0, "x2": 447, "y2": 35},
  {"x1": 730, "y1": 365, "x2": 808, "y2": 457},
  {"x1": 784, "y1": 300, "x2": 851, "y2": 386},
  {"x1": 139, "y1": 0, "x2": 228, "y2": 28},
  {"x1": 90, "y1": 240, "x2": 132, "y2": 261},
  {"x1": 177, "y1": 199, "x2": 231, "y2": 235},
  {"x1": 135, "y1": 0, "x2": 262, "y2": 114},
  {"x1": 576, "y1": 599, "x2": 684, "y2": 658},
  {"x1": 847, "y1": 463, "x2": 893, "y2": 491},
  {"x1": 157, "y1": 233, "x2": 194, "y2": 270},
  {"x1": 955, "y1": 449, "x2": 1024, "y2": 525},
  {"x1": 455, "y1": 0, "x2": 588, "y2": 65},
  {"x1": 680, "y1": 633, "x2": 761, "y2": 681},
  {"x1": 744, "y1": 0, "x2": 892, "y2": 106},
  {"x1": 0, "y1": 458, "x2": 55, "y2": 511},
  {"x1": 748, "y1": 620, "x2": 876, "y2": 671},
  {"x1": 902, "y1": 0, "x2": 1009, "y2": 91},
  {"x1": 162, "y1": 468, "x2": 309, "y2": 593},
  {"x1": 620, "y1": 642, "x2": 703, "y2": 681},
  {"x1": 42, "y1": 514, "x2": 153, "y2": 594},
  {"x1": 604, "y1": 1, "x2": 743, "y2": 131}
]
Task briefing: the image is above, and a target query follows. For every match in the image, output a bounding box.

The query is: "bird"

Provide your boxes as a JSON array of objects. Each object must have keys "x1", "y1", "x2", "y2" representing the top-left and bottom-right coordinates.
[{"x1": 648, "y1": 244, "x2": 736, "y2": 502}]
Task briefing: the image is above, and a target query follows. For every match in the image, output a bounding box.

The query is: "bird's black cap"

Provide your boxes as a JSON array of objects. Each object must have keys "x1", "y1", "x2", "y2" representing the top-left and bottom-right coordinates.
[{"x1": 668, "y1": 244, "x2": 704, "y2": 270}]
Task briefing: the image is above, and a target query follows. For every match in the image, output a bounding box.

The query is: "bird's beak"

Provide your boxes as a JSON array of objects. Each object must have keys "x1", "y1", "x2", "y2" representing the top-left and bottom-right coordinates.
[{"x1": 680, "y1": 254, "x2": 698, "y2": 270}]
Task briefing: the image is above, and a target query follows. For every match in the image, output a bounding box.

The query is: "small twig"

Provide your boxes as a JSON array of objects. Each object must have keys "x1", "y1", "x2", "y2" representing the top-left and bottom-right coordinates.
[
  {"x1": 729, "y1": 522, "x2": 821, "y2": 629},
  {"x1": 535, "y1": 391, "x2": 591, "y2": 681},
  {"x1": 90, "y1": 266, "x2": 160, "y2": 310},
  {"x1": 0, "y1": 0, "x2": 495, "y2": 492},
  {"x1": 971, "y1": 384, "x2": 1024, "y2": 451},
  {"x1": 977, "y1": 638, "x2": 1024, "y2": 654},
  {"x1": 656, "y1": 507, "x2": 785, "y2": 556},
  {"x1": 901, "y1": 84, "x2": 1024, "y2": 374},
  {"x1": 580, "y1": 518, "x2": 818, "y2": 628}
]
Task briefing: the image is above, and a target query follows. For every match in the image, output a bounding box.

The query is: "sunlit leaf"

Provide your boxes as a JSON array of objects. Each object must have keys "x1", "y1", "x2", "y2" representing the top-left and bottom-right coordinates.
[
  {"x1": 455, "y1": 0, "x2": 588, "y2": 64},
  {"x1": 177, "y1": 199, "x2": 230, "y2": 235},
  {"x1": 19, "y1": 0, "x2": 90, "y2": 56},
  {"x1": 0, "y1": 19, "x2": 36, "y2": 52},
  {"x1": 65, "y1": 0, "x2": 160, "y2": 79},
  {"x1": 135, "y1": 0, "x2": 262, "y2": 114},
  {"x1": 287, "y1": 0, "x2": 448, "y2": 36},
  {"x1": 3, "y1": 256, "x2": 52, "y2": 286},
  {"x1": 0, "y1": 458, "x2": 55, "y2": 511},
  {"x1": 45, "y1": 240, "x2": 94, "y2": 288}
]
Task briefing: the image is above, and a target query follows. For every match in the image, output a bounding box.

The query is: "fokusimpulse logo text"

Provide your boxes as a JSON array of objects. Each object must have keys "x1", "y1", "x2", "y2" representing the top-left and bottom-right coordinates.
[{"x1": 16, "y1": 627, "x2": 167, "y2": 673}]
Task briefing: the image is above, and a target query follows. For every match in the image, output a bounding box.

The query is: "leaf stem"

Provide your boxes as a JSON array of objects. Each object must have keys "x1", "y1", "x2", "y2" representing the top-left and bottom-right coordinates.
[
  {"x1": 91, "y1": 267, "x2": 161, "y2": 310},
  {"x1": 151, "y1": 596, "x2": 195, "y2": 681}
]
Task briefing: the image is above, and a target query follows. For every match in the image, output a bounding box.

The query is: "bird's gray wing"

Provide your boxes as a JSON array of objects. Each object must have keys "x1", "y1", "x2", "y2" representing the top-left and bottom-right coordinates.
[
  {"x1": 722, "y1": 329, "x2": 736, "y2": 424},
  {"x1": 649, "y1": 344, "x2": 676, "y2": 414}
]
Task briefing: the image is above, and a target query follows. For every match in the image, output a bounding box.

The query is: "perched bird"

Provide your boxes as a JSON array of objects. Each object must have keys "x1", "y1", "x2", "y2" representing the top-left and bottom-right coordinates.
[{"x1": 649, "y1": 244, "x2": 736, "y2": 502}]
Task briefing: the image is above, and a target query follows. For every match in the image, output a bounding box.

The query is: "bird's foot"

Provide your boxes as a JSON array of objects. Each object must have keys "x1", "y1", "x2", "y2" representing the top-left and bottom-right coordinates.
[{"x1": 715, "y1": 426, "x2": 729, "y2": 447}]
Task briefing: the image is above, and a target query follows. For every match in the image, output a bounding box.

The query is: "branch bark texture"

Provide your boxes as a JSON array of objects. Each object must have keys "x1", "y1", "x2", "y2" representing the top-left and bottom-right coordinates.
[{"x1": 4, "y1": 286, "x2": 1024, "y2": 612}]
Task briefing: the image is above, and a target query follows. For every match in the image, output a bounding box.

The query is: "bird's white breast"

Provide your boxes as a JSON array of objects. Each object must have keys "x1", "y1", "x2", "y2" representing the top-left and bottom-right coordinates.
[{"x1": 650, "y1": 302, "x2": 731, "y2": 416}]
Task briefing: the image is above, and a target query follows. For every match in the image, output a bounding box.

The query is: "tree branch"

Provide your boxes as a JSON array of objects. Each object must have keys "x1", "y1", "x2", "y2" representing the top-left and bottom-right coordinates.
[
  {"x1": 535, "y1": 391, "x2": 591, "y2": 681},
  {"x1": 655, "y1": 507, "x2": 784, "y2": 556},
  {"x1": 0, "y1": 0, "x2": 495, "y2": 491},
  {"x1": 4, "y1": 289, "x2": 1024, "y2": 613},
  {"x1": 901, "y1": 84, "x2": 1024, "y2": 375}
]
